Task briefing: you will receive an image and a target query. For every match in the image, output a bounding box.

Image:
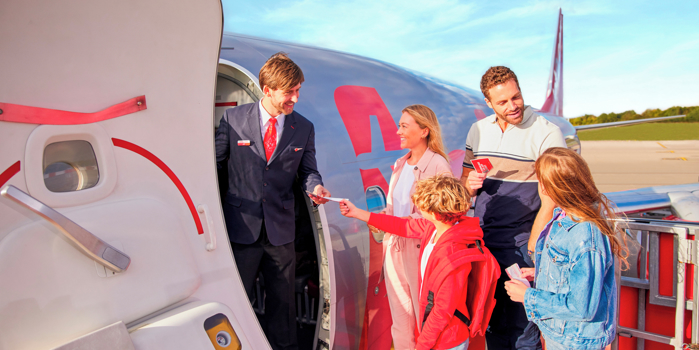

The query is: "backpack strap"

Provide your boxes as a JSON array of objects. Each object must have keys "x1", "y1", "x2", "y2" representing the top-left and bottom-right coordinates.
[
  {"x1": 454, "y1": 309, "x2": 471, "y2": 326},
  {"x1": 420, "y1": 245, "x2": 485, "y2": 330},
  {"x1": 421, "y1": 291, "x2": 435, "y2": 329}
]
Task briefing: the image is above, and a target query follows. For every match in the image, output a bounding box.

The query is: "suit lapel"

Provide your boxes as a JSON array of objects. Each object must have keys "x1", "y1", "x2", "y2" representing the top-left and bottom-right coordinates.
[
  {"x1": 246, "y1": 102, "x2": 265, "y2": 160},
  {"x1": 268, "y1": 112, "x2": 296, "y2": 165}
]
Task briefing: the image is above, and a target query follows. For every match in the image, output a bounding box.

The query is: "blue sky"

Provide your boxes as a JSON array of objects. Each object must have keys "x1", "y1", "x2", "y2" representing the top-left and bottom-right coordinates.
[{"x1": 222, "y1": 0, "x2": 699, "y2": 118}]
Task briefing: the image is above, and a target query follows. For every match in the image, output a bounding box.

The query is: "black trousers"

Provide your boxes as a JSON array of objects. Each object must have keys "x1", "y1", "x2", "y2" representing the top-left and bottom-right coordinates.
[
  {"x1": 486, "y1": 245, "x2": 542, "y2": 350},
  {"x1": 232, "y1": 223, "x2": 297, "y2": 350}
]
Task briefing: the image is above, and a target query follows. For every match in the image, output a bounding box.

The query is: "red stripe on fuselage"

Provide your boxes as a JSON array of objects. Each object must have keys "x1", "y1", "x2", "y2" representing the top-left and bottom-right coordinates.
[
  {"x1": 0, "y1": 96, "x2": 147, "y2": 125},
  {"x1": 358, "y1": 167, "x2": 393, "y2": 350},
  {"x1": 0, "y1": 161, "x2": 21, "y2": 187},
  {"x1": 359, "y1": 168, "x2": 389, "y2": 194},
  {"x1": 334, "y1": 86, "x2": 401, "y2": 157},
  {"x1": 112, "y1": 138, "x2": 204, "y2": 234}
]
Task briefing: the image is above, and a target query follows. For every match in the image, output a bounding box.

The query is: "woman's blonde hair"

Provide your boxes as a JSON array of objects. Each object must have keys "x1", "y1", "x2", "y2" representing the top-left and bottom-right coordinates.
[
  {"x1": 411, "y1": 175, "x2": 469, "y2": 225},
  {"x1": 402, "y1": 104, "x2": 449, "y2": 162},
  {"x1": 535, "y1": 147, "x2": 629, "y2": 269}
]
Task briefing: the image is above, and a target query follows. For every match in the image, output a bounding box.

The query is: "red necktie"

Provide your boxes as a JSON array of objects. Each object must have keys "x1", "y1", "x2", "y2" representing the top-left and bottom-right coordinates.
[{"x1": 263, "y1": 117, "x2": 277, "y2": 161}]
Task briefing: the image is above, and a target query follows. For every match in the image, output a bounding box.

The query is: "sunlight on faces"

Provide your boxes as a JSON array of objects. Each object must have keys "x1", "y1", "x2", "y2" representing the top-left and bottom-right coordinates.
[
  {"x1": 263, "y1": 83, "x2": 301, "y2": 115},
  {"x1": 397, "y1": 112, "x2": 429, "y2": 150},
  {"x1": 485, "y1": 79, "x2": 525, "y2": 126}
]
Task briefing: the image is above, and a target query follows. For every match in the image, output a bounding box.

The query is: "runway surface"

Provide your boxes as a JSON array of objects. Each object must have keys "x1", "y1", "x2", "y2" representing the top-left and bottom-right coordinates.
[{"x1": 580, "y1": 140, "x2": 699, "y2": 193}]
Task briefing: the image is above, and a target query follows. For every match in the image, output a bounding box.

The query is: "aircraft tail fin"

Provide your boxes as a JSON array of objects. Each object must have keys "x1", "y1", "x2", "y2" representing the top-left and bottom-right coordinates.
[{"x1": 539, "y1": 9, "x2": 564, "y2": 116}]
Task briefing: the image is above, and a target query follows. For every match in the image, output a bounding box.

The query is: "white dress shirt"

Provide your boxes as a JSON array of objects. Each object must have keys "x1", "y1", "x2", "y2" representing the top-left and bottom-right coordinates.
[{"x1": 259, "y1": 100, "x2": 285, "y2": 144}]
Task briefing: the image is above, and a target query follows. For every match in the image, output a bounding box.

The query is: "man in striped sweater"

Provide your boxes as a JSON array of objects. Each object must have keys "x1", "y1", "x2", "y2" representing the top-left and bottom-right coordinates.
[{"x1": 461, "y1": 66, "x2": 566, "y2": 350}]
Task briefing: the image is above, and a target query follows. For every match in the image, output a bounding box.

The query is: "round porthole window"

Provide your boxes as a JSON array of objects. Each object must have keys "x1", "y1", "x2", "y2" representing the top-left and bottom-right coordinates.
[{"x1": 365, "y1": 186, "x2": 387, "y2": 243}]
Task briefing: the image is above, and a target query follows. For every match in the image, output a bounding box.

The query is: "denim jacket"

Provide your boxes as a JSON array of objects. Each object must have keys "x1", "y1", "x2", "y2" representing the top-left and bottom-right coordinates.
[{"x1": 523, "y1": 207, "x2": 617, "y2": 349}]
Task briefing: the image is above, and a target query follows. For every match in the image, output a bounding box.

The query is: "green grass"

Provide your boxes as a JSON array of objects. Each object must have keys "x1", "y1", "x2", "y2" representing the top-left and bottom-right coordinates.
[{"x1": 577, "y1": 122, "x2": 699, "y2": 141}]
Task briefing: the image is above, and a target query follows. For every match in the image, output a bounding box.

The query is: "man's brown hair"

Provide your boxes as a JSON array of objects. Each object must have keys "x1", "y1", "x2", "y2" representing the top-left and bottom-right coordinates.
[
  {"x1": 259, "y1": 52, "x2": 305, "y2": 91},
  {"x1": 480, "y1": 66, "x2": 520, "y2": 100}
]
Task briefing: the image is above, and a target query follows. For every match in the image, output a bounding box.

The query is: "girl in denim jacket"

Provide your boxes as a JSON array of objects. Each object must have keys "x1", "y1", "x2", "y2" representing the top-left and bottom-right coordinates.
[{"x1": 504, "y1": 147, "x2": 628, "y2": 350}]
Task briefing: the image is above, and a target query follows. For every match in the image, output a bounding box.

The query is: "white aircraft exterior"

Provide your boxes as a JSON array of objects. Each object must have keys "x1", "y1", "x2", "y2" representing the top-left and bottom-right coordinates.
[{"x1": 1, "y1": 1, "x2": 697, "y2": 350}]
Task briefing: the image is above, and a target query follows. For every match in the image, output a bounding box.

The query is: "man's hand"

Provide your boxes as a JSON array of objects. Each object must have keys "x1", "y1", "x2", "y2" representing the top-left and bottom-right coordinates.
[
  {"x1": 309, "y1": 184, "x2": 331, "y2": 205},
  {"x1": 504, "y1": 280, "x2": 529, "y2": 303},
  {"x1": 340, "y1": 199, "x2": 370, "y2": 222},
  {"x1": 466, "y1": 170, "x2": 487, "y2": 194}
]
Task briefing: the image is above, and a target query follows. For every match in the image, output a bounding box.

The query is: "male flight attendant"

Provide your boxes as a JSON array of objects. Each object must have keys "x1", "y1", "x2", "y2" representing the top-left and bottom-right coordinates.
[
  {"x1": 215, "y1": 52, "x2": 330, "y2": 350},
  {"x1": 461, "y1": 66, "x2": 565, "y2": 350}
]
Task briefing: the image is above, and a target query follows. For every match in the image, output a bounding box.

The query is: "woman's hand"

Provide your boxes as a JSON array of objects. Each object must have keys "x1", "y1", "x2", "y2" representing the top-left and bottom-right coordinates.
[
  {"x1": 340, "y1": 199, "x2": 371, "y2": 222},
  {"x1": 504, "y1": 280, "x2": 529, "y2": 303},
  {"x1": 520, "y1": 267, "x2": 536, "y2": 281}
]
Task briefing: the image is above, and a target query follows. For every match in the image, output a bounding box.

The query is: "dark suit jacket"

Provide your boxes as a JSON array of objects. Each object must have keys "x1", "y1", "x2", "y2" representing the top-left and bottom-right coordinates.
[{"x1": 215, "y1": 102, "x2": 323, "y2": 246}]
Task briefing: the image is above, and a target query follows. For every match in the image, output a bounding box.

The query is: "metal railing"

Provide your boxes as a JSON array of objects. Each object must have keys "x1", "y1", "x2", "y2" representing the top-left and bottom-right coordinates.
[{"x1": 612, "y1": 218, "x2": 698, "y2": 350}]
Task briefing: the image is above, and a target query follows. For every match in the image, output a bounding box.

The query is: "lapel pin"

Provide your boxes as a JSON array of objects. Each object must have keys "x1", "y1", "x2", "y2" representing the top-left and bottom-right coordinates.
[{"x1": 237, "y1": 140, "x2": 251, "y2": 146}]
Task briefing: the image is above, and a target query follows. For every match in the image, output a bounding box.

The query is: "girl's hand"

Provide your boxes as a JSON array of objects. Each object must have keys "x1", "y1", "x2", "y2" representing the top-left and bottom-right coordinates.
[
  {"x1": 340, "y1": 200, "x2": 371, "y2": 222},
  {"x1": 520, "y1": 267, "x2": 536, "y2": 281},
  {"x1": 504, "y1": 280, "x2": 529, "y2": 303}
]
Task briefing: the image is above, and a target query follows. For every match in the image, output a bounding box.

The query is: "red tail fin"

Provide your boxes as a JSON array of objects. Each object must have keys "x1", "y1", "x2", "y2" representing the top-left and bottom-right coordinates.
[{"x1": 539, "y1": 9, "x2": 564, "y2": 116}]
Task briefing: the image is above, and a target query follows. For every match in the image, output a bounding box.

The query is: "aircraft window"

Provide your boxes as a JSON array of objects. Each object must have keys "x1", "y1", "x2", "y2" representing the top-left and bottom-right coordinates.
[
  {"x1": 365, "y1": 186, "x2": 387, "y2": 243},
  {"x1": 43, "y1": 140, "x2": 100, "y2": 192}
]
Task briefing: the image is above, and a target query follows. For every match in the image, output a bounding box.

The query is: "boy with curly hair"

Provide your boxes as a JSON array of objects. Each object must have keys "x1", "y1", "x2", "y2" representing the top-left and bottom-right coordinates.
[{"x1": 341, "y1": 175, "x2": 499, "y2": 350}]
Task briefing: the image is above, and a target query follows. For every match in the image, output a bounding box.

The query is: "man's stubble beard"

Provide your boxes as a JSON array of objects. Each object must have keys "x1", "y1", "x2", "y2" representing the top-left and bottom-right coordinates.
[{"x1": 496, "y1": 105, "x2": 525, "y2": 126}]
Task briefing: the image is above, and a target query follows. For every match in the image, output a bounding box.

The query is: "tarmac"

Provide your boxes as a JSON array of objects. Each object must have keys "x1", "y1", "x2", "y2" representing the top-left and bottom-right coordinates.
[{"x1": 580, "y1": 140, "x2": 699, "y2": 193}]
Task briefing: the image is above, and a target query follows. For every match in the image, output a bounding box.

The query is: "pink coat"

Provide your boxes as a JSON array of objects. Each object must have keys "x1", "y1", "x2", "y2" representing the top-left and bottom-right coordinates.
[
  {"x1": 380, "y1": 148, "x2": 453, "y2": 348},
  {"x1": 385, "y1": 148, "x2": 453, "y2": 217}
]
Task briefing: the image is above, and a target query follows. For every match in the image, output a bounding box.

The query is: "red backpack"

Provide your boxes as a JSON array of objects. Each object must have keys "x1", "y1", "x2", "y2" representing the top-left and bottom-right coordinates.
[{"x1": 421, "y1": 240, "x2": 501, "y2": 338}]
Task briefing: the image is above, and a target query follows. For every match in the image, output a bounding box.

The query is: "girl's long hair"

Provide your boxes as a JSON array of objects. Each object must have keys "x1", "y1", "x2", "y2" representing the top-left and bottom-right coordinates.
[
  {"x1": 535, "y1": 147, "x2": 629, "y2": 269},
  {"x1": 402, "y1": 105, "x2": 449, "y2": 162}
]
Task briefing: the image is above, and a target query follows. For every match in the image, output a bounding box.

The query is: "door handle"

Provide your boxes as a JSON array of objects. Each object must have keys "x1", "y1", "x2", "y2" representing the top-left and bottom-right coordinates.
[{"x1": 1, "y1": 185, "x2": 130, "y2": 272}]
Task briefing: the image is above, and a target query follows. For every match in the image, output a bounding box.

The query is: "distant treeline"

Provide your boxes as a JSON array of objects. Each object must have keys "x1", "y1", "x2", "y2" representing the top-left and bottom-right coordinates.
[{"x1": 569, "y1": 106, "x2": 699, "y2": 125}]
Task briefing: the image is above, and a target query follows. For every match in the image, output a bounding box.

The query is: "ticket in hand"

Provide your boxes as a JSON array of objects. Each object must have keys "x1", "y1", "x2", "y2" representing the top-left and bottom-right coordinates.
[
  {"x1": 305, "y1": 191, "x2": 347, "y2": 203},
  {"x1": 471, "y1": 158, "x2": 493, "y2": 174},
  {"x1": 505, "y1": 263, "x2": 531, "y2": 287}
]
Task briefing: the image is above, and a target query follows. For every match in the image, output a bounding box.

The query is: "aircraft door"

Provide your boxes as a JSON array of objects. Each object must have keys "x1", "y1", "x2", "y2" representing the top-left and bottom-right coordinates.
[{"x1": 0, "y1": 0, "x2": 271, "y2": 349}]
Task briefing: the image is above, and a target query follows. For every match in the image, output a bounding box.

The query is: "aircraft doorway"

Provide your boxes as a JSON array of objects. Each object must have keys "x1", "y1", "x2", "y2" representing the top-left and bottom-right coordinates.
[{"x1": 214, "y1": 62, "x2": 331, "y2": 350}]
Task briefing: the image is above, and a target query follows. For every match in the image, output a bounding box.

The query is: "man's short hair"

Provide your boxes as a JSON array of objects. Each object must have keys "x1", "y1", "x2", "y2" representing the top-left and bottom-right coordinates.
[
  {"x1": 480, "y1": 66, "x2": 520, "y2": 100},
  {"x1": 259, "y1": 52, "x2": 305, "y2": 91},
  {"x1": 411, "y1": 175, "x2": 469, "y2": 225}
]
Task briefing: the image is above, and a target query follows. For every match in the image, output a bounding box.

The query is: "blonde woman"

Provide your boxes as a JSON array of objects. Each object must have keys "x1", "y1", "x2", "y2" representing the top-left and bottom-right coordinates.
[{"x1": 380, "y1": 104, "x2": 453, "y2": 349}]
